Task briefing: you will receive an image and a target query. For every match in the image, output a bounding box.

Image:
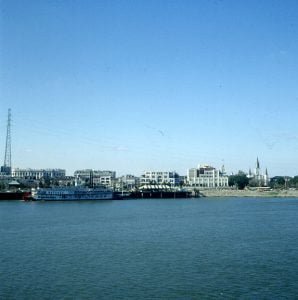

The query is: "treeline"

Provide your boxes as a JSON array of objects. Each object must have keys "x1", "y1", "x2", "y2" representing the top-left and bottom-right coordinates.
[
  {"x1": 229, "y1": 172, "x2": 298, "y2": 190},
  {"x1": 269, "y1": 176, "x2": 298, "y2": 189}
]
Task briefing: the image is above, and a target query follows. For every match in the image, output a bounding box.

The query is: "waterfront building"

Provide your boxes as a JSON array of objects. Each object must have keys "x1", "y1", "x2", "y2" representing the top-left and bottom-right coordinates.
[
  {"x1": 12, "y1": 168, "x2": 66, "y2": 180},
  {"x1": 74, "y1": 169, "x2": 116, "y2": 187},
  {"x1": 117, "y1": 174, "x2": 139, "y2": 190},
  {"x1": 248, "y1": 158, "x2": 269, "y2": 186},
  {"x1": 0, "y1": 173, "x2": 11, "y2": 180},
  {"x1": 179, "y1": 175, "x2": 187, "y2": 186},
  {"x1": 140, "y1": 171, "x2": 180, "y2": 186},
  {"x1": 57, "y1": 176, "x2": 76, "y2": 187},
  {"x1": 187, "y1": 164, "x2": 229, "y2": 188}
]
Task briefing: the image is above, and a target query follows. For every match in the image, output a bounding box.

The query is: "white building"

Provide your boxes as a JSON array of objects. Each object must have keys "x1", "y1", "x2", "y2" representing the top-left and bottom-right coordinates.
[
  {"x1": 74, "y1": 169, "x2": 116, "y2": 187},
  {"x1": 12, "y1": 168, "x2": 66, "y2": 179},
  {"x1": 140, "y1": 171, "x2": 180, "y2": 186},
  {"x1": 117, "y1": 175, "x2": 139, "y2": 190},
  {"x1": 187, "y1": 164, "x2": 229, "y2": 188},
  {"x1": 248, "y1": 158, "x2": 269, "y2": 186}
]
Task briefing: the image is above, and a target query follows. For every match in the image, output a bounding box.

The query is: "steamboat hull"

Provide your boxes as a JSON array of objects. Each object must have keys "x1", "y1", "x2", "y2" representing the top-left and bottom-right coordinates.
[{"x1": 32, "y1": 188, "x2": 113, "y2": 201}]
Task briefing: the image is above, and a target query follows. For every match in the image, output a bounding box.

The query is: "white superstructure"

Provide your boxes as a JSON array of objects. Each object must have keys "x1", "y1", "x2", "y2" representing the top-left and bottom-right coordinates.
[{"x1": 32, "y1": 186, "x2": 113, "y2": 201}]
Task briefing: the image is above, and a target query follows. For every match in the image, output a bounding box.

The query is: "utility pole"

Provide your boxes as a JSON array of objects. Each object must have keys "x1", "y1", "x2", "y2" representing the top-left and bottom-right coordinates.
[{"x1": 1, "y1": 109, "x2": 12, "y2": 176}]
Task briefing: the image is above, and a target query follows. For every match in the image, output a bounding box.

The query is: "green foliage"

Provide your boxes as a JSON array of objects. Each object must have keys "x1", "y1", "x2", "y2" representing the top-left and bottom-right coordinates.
[
  {"x1": 269, "y1": 176, "x2": 285, "y2": 188},
  {"x1": 248, "y1": 178, "x2": 259, "y2": 187},
  {"x1": 248, "y1": 178, "x2": 265, "y2": 187},
  {"x1": 237, "y1": 170, "x2": 246, "y2": 176},
  {"x1": 289, "y1": 176, "x2": 298, "y2": 188},
  {"x1": 229, "y1": 173, "x2": 249, "y2": 190}
]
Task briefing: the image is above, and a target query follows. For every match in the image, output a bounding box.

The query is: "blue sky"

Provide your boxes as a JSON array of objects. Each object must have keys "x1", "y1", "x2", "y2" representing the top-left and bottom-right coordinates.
[{"x1": 1, "y1": 0, "x2": 298, "y2": 176}]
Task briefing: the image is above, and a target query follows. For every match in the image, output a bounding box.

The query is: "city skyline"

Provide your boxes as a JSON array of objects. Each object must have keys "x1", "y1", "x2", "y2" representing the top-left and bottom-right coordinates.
[{"x1": 1, "y1": 1, "x2": 298, "y2": 176}]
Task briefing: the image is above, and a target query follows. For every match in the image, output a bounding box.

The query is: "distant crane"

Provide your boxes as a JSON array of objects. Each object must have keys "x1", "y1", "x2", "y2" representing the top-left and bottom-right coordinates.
[{"x1": 1, "y1": 109, "x2": 12, "y2": 175}]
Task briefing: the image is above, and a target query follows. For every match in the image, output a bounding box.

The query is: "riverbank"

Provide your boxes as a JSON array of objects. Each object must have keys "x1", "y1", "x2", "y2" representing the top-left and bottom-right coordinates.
[{"x1": 199, "y1": 189, "x2": 298, "y2": 198}]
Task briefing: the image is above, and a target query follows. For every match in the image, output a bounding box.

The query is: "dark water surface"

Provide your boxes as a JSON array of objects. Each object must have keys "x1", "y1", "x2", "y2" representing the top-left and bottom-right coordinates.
[{"x1": 1, "y1": 198, "x2": 298, "y2": 299}]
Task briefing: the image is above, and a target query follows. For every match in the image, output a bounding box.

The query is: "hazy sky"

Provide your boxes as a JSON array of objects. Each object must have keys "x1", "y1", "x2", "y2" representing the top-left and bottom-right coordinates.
[{"x1": 1, "y1": 0, "x2": 298, "y2": 176}]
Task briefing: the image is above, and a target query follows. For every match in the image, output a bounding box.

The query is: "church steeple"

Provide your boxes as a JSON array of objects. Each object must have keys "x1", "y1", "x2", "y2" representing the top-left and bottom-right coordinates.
[
  {"x1": 251, "y1": 158, "x2": 269, "y2": 187},
  {"x1": 255, "y1": 157, "x2": 260, "y2": 177}
]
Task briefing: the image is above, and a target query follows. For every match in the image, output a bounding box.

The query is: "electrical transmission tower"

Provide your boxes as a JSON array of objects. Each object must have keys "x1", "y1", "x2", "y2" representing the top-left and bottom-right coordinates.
[{"x1": 1, "y1": 109, "x2": 12, "y2": 175}]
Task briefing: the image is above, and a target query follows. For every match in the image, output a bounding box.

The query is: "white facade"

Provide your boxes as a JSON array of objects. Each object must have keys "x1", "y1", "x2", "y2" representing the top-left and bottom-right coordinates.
[
  {"x1": 74, "y1": 169, "x2": 116, "y2": 187},
  {"x1": 248, "y1": 158, "x2": 269, "y2": 186},
  {"x1": 12, "y1": 168, "x2": 66, "y2": 179},
  {"x1": 117, "y1": 175, "x2": 139, "y2": 189},
  {"x1": 140, "y1": 171, "x2": 180, "y2": 186},
  {"x1": 187, "y1": 165, "x2": 229, "y2": 188}
]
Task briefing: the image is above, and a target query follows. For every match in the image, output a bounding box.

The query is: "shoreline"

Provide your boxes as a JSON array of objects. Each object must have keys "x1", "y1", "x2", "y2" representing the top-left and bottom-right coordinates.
[{"x1": 199, "y1": 189, "x2": 298, "y2": 198}]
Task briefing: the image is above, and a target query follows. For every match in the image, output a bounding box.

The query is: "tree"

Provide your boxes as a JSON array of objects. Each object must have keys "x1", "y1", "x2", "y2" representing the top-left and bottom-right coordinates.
[
  {"x1": 269, "y1": 176, "x2": 286, "y2": 189},
  {"x1": 229, "y1": 172, "x2": 249, "y2": 190},
  {"x1": 289, "y1": 176, "x2": 298, "y2": 188},
  {"x1": 248, "y1": 178, "x2": 265, "y2": 187}
]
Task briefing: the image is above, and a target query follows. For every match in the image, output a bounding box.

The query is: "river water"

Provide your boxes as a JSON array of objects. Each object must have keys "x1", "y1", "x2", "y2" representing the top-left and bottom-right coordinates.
[{"x1": 1, "y1": 197, "x2": 298, "y2": 299}]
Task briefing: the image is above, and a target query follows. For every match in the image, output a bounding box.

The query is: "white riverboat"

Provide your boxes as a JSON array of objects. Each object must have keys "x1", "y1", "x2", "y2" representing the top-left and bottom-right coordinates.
[{"x1": 32, "y1": 186, "x2": 113, "y2": 201}]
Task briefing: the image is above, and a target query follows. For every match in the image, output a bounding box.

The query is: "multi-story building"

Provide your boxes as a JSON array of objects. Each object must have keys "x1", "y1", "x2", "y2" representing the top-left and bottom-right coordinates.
[
  {"x1": 117, "y1": 174, "x2": 139, "y2": 190},
  {"x1": 187, "y1": 164, "x2": 229, "y2": 188},
  {"x1": 57, "y1": 176, "x2": 76, "y2": 187},
  {"x1": 12, "y1": 168, "x2": 66, "y2": 180},
  {"x1": 140, "y1": 171, "x2": 180, "y2": 186},
  {"x1": 74, "y1": 169, "x2": 116, "y2": 187}
]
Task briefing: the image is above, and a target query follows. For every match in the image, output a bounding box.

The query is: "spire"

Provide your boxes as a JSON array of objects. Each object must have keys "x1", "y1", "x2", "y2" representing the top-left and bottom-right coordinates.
[
  {"x1": 255, "y1": 157, "x2": 260, "y2": 177},
  {"x1": 256, "y1": 157, "x2": 260, "y2": 169}
]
